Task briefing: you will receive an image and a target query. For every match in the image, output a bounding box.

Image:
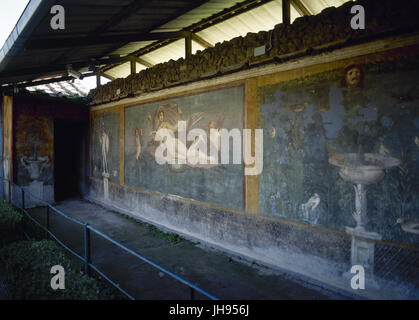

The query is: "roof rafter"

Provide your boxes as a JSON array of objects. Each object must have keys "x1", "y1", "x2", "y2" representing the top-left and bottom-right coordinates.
[
  {"x1": 2, "y1": 72, "x2": 95, "y2": 89},
  {"x1": 291, "y1": 0, "x2": 312, "y2": 16},
  {"x1": 101, "y1": 0, "x2": 273, "y2": 74}
]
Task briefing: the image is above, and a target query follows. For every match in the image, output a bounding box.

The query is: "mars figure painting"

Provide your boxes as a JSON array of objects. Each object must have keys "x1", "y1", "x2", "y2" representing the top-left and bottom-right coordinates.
[
  {"x1": 124, "y1": 86, "x2": 244, "y2": 210},
  {"x1": 91, "y1": 111, "x2": 120, "y2": 183}
]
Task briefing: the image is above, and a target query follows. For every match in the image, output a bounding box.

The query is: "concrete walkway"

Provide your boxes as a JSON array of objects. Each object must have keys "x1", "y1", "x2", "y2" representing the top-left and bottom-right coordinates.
[{"x1": 28, "y1": 199, "x2": 353, "y2": 300}]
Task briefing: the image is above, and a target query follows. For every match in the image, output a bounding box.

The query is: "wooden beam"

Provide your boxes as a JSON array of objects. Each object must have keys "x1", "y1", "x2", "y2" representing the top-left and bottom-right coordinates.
[
  {"x1": 96, "y1": 72, "x2": 101, "y2": 87},
  {"x1": 0, "y1": 56, "x2": 130, "y2": 84},
  {"x1": 27, "y1": 31, "x2": 192, "y2": 50},
  {"x1": 48, "y1": 0, "x2": 150, "y2": 68},
  {"x1": 129, "y1": 56, "x2": 136, "y2": 75},
  {"x1": 291, "y1": 0, "x2": 312, "y2": 16},
  {"x1": 100, "y1": 0, "x2": 272, "y2": 73},
  {"x1": 185, "y1": 34, "x2": 192, "y2": 59},
  {"x1": 136, "y1": 57, "x2": 154, "y2": 68},
  {"x1": 102, "y1": 73, "x2": 116, "y2": 81},
  {"x1": 100, "y1": 56, "x2": 154, "y2": 74},
  {"x1": 283, "y1": 0, "x2": 291, "y2": 25},
  {"x1": 9, "y1": 72, "x2": 96, "y2": 88},
  {"x1": 93, "y1": 0, "x2": 149, "y2": 34},
  {"x1": 192, "y1": 34, "x2": 213, "y2": 49},
  {"x1": 95, "y1": 0, "x2": 211, "y2": 63}
]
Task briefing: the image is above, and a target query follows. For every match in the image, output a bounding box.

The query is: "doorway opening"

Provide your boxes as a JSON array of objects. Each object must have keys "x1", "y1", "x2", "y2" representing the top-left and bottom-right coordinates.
[{"x1": 54, "y1": 119, "x2": 88, "y2": 201}]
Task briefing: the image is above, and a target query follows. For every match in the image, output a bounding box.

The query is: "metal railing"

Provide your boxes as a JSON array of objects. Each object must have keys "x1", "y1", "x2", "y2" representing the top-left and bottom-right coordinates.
[{"x1": 1, "y1": 178, "x2": 219, "y2": 300}]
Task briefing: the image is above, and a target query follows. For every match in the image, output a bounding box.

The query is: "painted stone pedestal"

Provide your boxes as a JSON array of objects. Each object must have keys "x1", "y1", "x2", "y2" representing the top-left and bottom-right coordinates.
[
  {"x1": 22, "y1": 182, "x2": 54, "y2": 208},
  {"x1": 103, "y1": 172, "x2": 110, "y2": 201},
  {"x1": 20, "y1": 156, "x2": 52, "y2": 208},
  {"x1": 329, "y1": 152, "x2": 400, "y2": 288},
  {"x1": 345, "y1": 226, "x2": 382, "y2": 288}
]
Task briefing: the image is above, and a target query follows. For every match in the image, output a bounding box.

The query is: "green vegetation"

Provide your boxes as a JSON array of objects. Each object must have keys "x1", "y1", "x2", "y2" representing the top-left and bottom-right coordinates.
[
  {"x1": 0, "y1": 199, "x2": 23, "y2": 245},
  {"x1": 0, "y1": 199, "x2": 126, "y2": 300},
  {"x1": 113, "y1": 208, "x2": 185, "y2": 244},
  {"x1": 0, "y1": 240, "x2": 124, "y2": 300},
  {"x1": 148, "y1": 225, "x2": 184, "y2": 244}
]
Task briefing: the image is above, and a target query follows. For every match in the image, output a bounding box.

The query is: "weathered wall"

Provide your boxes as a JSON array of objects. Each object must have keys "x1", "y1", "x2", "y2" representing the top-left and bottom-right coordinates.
[
  {"x1": 86, "y1": 0, "x2": 419, "y2": 299},
  {"x1": 123, "y1": 86, "x2": 244, "y2": 209},
  {"x1": 89, "y1": 0, "x2": 419, "y2": 106},
  {"x1": 259, "y1": 59, "x2": 419, "y2": 245},
  {"x1": 13, "y1": 95, "x2": 88, "y2": 206},
  {"x1": 88, "y1": 45, "x2": 419, "y2": 298},
  {"x1": 15, "y1": 111, "x2": 54, "y2": 203}
]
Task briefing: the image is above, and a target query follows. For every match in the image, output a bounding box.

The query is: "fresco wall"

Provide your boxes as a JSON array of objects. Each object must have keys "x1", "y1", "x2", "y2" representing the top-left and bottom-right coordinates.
[
  {"x1": 15, "y1": 114, "x2": 53, "y2": 186},
  {"x1": 124, "y1": 86, "x2": 244, "y2": 210},
  {"x1": 14, "y1": 108, "x2": 54, "y2": 205},
  {"x1": 87, "y1": 49, "x2": 419, "y2": 298},
  {"x1": 91, "y1": 110, "x2": 120, "y2": 184},
  {"x1": 259, "y1": 60, "x2": 419, "y2": 245},
  {"x1": 11, "y1": 97, "x2": 88, "y2": 206}
]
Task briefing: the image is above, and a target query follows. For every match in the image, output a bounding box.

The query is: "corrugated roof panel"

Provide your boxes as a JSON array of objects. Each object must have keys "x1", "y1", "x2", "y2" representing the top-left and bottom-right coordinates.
[
  {"x1": 104, "y1": 0, "x2": 354, "y2": 80},
  {"x1": 301, "y1": 0, "x2": 354, "y2": 15},
  {"x1": 195, "y1": 0, "x2": 300, "y2": 46},
  {"x1": 156, "y1": 0, "x2": 241, "y2": 31},
  {"x1": 105, "y1": 62, "x2": 147, "y2": 79},
  {"x1": 112, "y1": 41, "x2": 155, "y2": 56},
  {"x1": 25, "y1": 78, "x2": 89, "y2": 97},
  {"x1": 140, "y1": 39, "x2": 205, "y2": 66}
]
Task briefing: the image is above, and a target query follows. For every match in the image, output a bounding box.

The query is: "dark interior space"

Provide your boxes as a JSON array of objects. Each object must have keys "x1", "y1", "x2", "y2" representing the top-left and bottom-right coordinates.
[{"x1": 54, "y1": 119, "x2": 88, "y2": 201}]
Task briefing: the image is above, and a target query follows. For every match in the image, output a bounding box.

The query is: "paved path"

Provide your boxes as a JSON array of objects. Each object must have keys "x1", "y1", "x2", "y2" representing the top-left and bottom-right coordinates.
[{"x1": 28, "y1": 199, "x2": 353, "y2": 300}]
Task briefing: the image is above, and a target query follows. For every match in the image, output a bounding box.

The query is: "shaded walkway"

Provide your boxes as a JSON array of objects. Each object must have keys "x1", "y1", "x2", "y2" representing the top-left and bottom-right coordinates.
[{"x1": 28, "y1": 200, "x2": 353, "y2": 300}]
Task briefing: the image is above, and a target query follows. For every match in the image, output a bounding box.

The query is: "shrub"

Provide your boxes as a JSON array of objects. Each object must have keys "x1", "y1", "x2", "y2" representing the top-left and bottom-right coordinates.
[
  {"x1": 0, "y1": 240, "x2": 125, "y2": 300},
  {"x1": 0, "y1": 199, "x2": 23, "y2": 245}
]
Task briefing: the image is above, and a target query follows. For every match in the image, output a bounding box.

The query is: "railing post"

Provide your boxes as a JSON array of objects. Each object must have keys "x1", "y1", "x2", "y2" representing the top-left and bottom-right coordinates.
[
  {"x1": 8, "y1": 180, "x2": 11, "y2": 204},
  {"x1": 84, "y1": 224, "x2": 91, "y2": 275},
  {"x1": 46, "y1": 206, "x2": 50, "y2": 237},
  {"x1": 21, "y1": 188, "x2": 25, "y2": 210}
]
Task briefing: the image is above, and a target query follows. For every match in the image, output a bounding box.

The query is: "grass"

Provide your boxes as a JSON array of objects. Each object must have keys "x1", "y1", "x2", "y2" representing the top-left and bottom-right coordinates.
[
  {"x1": 147, "y1": 225, "x2": 184, "y2": 244},
  {"x1": 106, "y1": 204, "x2": 186, "y2": 245},
  {"x1": 0, "y1": 199, "x2": 127, "y2": 300}
]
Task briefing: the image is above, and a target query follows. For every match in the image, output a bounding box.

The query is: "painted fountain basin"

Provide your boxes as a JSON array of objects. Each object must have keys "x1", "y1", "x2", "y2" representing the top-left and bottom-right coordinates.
[{"x1": 329, "y1": 153, "x2": 401, "y2": 185}]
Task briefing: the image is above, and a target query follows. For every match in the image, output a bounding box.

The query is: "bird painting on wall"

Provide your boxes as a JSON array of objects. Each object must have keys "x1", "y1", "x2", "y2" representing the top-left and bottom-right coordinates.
[
  {"x1": 270, "y1": 127, "x2": 276, "y2": 139},
  {"x1": 325, "y1": 143, "x2": 344, "y2": 162},
  {"x1": 379, "y1": 141, "x2": 392, "y2": 157},
  {"x1": 396, "y1": 218, "x2": 419, "y2": 235},
  {"x1": 283, "y1": 102, "x2": 308, "y2": 113},
  {"x1": 301, "y1": 193, "x2": 321, "y2": 225},
  {"x1": 388, "y1": 88, "x2": 416, "y2": 104}
]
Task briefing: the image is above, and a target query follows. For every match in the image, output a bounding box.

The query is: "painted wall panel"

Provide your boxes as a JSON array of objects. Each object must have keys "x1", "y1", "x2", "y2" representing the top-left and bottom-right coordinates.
[
  {"x1": 124, "y1": 86, "x2": 244, "y2": 210},
  {"x1": 15, "y1": 114, "x2": 53, "y2": 186},
  {"x1": 91, "y1": 110, "x2": 120, "y2": 184},
  {"x1": 259, "y1": 60, "x2": 419, "y2": 244}
]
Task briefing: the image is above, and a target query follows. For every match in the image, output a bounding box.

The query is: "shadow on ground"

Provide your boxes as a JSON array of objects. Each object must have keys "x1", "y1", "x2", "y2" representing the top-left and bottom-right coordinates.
[{"x1": 28, "y1": 199, "x2": 354, "y2": 300}]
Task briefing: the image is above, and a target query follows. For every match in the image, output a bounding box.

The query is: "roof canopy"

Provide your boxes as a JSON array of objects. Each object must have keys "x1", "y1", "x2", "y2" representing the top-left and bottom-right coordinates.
[{"x1": 0, "y1": 0, "x2": 351, "y2": 87}]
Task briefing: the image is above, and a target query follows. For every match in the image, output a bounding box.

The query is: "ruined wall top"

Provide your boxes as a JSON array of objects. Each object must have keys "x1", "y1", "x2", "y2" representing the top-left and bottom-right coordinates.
[{"x1": 89, "y1": 0, "x2": 419, "y2": 105}]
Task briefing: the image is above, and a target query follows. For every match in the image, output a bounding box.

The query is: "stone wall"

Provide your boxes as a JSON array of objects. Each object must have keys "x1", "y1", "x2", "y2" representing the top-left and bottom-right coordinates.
[
  {"x1": 90, "y1": 0, "x2": 419, "y2": 105},
  {"x1": 87, "y1": 0, "x2": 419, "y2": 299},
  {"x1": 87, "y1": 178, "x2": 419, "y2": 299},
  {"x1": 13, "y1": 94, "x2": 88, "y2": 206}
]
